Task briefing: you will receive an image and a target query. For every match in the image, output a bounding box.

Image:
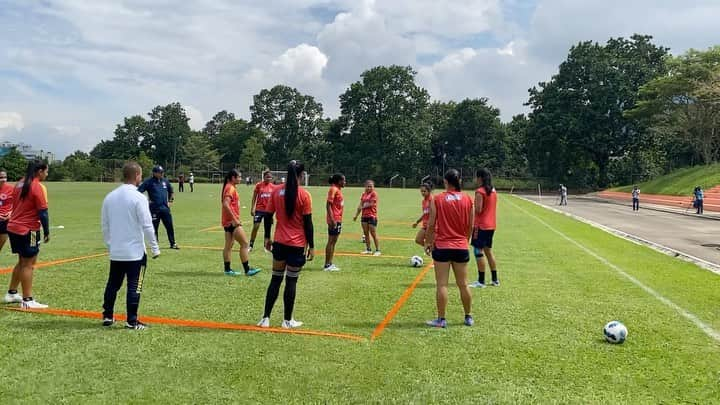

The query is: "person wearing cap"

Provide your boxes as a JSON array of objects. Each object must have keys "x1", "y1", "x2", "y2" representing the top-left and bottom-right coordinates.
[{"x1": 138, "y1": 165, "x2": 179, "y2": 249}]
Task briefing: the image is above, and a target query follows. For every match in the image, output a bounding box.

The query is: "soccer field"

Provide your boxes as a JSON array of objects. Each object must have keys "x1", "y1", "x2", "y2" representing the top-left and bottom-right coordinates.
[{"x1": 1, "y1": 182, "x2": 719, "y2": 403}]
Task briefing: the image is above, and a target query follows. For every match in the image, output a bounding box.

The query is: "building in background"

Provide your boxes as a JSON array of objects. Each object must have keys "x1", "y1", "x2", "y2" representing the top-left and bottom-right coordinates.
[{"x1": 0, "y1": 141, "x2": 56, "y2": 163}]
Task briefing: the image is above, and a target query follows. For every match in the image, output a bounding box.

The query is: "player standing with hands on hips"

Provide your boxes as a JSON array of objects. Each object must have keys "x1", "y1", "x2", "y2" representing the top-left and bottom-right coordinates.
[{"x1": 101, "y1": 162, "x2": 161, "y2": 330}]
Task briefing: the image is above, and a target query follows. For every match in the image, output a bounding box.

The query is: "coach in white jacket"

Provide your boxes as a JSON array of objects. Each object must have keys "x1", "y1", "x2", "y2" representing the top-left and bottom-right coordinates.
[{"x1": 101, "y1": 162, "x2": 161, "y2": 330}]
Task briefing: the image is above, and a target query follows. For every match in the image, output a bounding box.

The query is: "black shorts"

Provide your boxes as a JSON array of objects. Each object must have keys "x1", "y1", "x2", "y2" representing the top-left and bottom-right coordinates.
[
  {"x1": 272, "y1": 242, "x2": 306, "y2": 268},
  {"x1": 432, "y1": 248, "x2": 470, "y2": 263},
  {"x1": 253, "y1": 211, "x2": 273, "y2": 224},
  {"x1": 328, "y1": 222, "x2": 342, "y2": 236},
  {"x1": 224, "y1": 224, "x2": 238, "y2": 233},
  {"x1": 361, "y1": 217, "x2": 378, "y2": 226},
  {"x1": 9, "y1": 231, "x2": 41, "y2": 258},
  {"x1": 0, "y1": 220, "x2": 7, "y2": 235},
  {"x1": 471, "y1": 229, "x2": 495, "y2": 250}
]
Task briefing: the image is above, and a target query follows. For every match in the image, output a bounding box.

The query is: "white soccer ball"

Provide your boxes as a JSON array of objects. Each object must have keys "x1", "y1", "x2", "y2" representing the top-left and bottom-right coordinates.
[
  {"x1": 603, "y1": 321, "x2": 628, "y2": 344},
  {"x1": 410, "y1": 255, "x2": 424, "y2": 268}
]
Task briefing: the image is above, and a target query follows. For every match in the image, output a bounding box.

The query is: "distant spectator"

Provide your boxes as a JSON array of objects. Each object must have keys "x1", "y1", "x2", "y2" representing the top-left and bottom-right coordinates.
[
  {"x1": 178, "y1": 174, "x2": 185, "y2": 192},
  {"x1": 632, "y1": 186, "x2": 640, "y2": 211},
  {"x1": 189, "y1": 172, "x2": 194, "y2": 192},
  {"x1": 559, "y1": 184, "x2": 568, "y2": 206},
  {"x1": 694, "y1": 186, "x2": 704, "y2": 214}
]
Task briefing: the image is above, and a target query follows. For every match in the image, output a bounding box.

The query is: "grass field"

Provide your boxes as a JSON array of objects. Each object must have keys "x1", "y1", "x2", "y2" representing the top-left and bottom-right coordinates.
[
  {"x1": 1, "y1": 182, "x2": 720, "y2": 403},
  {"x1": 614, "y1": 163, "x2": 720, "y2": 195}
]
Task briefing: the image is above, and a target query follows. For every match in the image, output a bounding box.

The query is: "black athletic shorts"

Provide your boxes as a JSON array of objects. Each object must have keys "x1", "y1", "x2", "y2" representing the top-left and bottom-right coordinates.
[
  {"x1": 253, "y1": 211, "x2": 273, "y2": 224},
  {"x1": 224, "y1": 224, "x2": 238, "y2": 233},
  {"x1": 471, "y1": 229, "x2": 495, "y2": 250},
  {"x1": 328, "y1": 222, "x2": 342, "y2": 236},
  {"x1": 0, "y1": 220, "x2": 7, "y2": 235},
  {"x1": 432, "y1": 248, "x2": 470, "y2": 263},
  {"x1": 272, "y1": 242, "x2": 306, "y2": 268},
  {"x1": 9, "y1": 230, "x2": 41, "y2": 258},
  {"x1": 361, "y1": 217, "x2": 378, "y2": 227}
]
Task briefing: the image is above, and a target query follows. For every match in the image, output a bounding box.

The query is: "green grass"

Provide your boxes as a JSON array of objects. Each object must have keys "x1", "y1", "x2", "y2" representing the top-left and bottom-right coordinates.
[
  {"x1": 614, "y1": 163, "x2": 720, "y2": 195},
  {"x1": 2, "y1": 182, "x2": 720, "y2": 403}
]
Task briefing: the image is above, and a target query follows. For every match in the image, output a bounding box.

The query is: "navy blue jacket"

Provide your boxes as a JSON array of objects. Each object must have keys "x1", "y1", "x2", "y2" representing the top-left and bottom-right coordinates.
[{"x1": 138, "y1": 176, "x2": 174, "y2": 211}]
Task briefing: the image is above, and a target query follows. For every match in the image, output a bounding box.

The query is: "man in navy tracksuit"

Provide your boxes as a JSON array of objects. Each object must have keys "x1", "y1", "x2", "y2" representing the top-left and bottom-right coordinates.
[{"x1": 138, "y1": 166, "x2": 179, "y2": 249}]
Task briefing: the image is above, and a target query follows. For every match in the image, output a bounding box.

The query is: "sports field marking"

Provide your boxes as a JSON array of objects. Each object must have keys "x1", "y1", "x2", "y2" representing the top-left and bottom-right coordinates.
[
  {"x1": 370, "y1": 262, "x2": 432, "y2": 341},
  {"x1": 507, "y1": 197, "x2": 720, "y2": 344},
  {"x1": 0, "y1": 253, "x2": 107, "y2": 275},
  {"x1": 4, "y1": 307, "x2": 365, "y2": 342},
  {"x1": 180, "y1": 245, "x2": 407, "y2": 259},
  {"x1": 199, "y1": 225, "x2": 222, "y2": 232},
  {"x1": 203, "y1": 229, "x2": 416, "y2": 242}
]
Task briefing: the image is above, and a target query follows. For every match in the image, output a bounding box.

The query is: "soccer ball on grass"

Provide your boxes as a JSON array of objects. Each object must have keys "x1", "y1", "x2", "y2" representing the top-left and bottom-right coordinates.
[
  {"x1": 409, "y1": 255, "x2": 424, "y2": 268},
  {"x1": 603, "y1": 321, "x2": 628, "y2": 344}
]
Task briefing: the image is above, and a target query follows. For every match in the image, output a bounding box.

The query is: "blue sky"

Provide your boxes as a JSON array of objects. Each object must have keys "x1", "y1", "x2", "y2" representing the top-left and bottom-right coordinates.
[{"x1": 2, "y1": 0, "x2": 720, "y2": 159}]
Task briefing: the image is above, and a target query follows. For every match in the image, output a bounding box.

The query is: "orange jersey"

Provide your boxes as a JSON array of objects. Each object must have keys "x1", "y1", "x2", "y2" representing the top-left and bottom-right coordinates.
[
  {"x1": 8, "y1": 178, "x2": 48, "y2": 234},
  {"x1": 433, "y1": 191, "x2": 473, "y2": 250},
  {"x1": 421, "y1": 195, "x2": 431, "y2": 228},
  {"x1": 221, "y1": 183, "x2": 240, "y2": 227},
  {"x1": 0, "y1": 182, "x2": 15, "y2": 218},
  {"x1": 474, "y1": 187, "x2": 497, "y2": 230},
  {"x1": 360, "y1": 191, "x2": 378, "y2": 218},
  {"x1": 267, "y1": 186, "x2": 313, "y2": 247},
  {"x1": 254, "y1": 182, "x2": 275, "y2": 212},
  {"x1": 327, "y1": 185, "x2": 344, "y2": 222}
]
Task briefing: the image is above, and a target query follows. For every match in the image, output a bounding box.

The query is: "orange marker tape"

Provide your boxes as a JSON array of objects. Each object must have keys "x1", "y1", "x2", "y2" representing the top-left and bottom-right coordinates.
[{"x1": 0, "y1": 253, "x2": 107, "y2": 275}]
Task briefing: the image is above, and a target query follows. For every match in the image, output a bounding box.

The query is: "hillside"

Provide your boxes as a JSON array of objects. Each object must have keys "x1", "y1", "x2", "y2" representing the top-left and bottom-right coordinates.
[{"x1": 613, "y1": 163, "x2": 720, "y2": 196}]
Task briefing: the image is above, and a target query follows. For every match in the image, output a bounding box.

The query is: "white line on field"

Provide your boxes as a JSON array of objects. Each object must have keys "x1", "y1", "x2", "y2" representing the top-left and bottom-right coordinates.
[{"x1": 506, "y1": 197, "x2": 720, "y2": 344}]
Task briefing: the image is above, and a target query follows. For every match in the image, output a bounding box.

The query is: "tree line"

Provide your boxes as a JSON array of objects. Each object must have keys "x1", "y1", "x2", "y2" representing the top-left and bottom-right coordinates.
[{"x1": 40, "y1": 34, "x2": 720, "y2": 189}]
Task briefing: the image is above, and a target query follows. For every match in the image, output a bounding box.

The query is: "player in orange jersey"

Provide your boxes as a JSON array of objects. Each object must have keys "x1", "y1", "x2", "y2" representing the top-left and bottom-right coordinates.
[
  {"x1": 353, "y1": 180, "x2": 380, "y2": 256},
  {"x1": 0, "y1": 169, "x2": 15, "y2": 253},
  {"x1": 249, "y1": 169, "x2": 276, "y2": 251},
  {"x1": 469, "y1": 168, "x2": 499, "y2": 288},
  {"x1": 412, "y1": 182, "x2": 433, "y2": 250},
  {"x1": 324, "y1": 174, "x2": 346, "y2": 271},
  {"x1": 221, "y1": 169, "x2": 261, "y2": 276}
]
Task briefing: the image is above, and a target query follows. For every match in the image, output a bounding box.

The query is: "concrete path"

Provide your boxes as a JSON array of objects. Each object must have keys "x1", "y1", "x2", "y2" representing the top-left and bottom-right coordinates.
[{"x1": 520, "y1": 194, "x2": 720, "y2": 270}]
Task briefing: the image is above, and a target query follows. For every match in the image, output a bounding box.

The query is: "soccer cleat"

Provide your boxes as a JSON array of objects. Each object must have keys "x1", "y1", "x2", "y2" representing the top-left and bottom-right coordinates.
[
  {"x1": 170, "y1": 244, "x2": 180, "y2": 250},
  {"x1": 323, "y1": 264, "x2": 341, "y2": 272},
  {"x1": 21, "y1": 300, "x2": 48, "y2": 309},
  {"x1": 102, "y1": 318, "x2": 115, "y2": 327},
  {"x1": 468, "y1": 281, "x2": 486, "y2": 288},
  {"x1": 464, "y1": 315, "x2": 474, "y2": 327},
  {"x1": 2, "y1": 293, "x2": 22, "y2": 304},
  {"x1": 125, "y1": 321, "x2": 147, "y2": 330},
  {"x1": 373, "y1": 250, "x2": 382, "y2": 257},
  {"x1": 245, "y1": 268, "x2": 261, "y2": 276},
  {"x1": 425, "y1": 318, "x2": 447, "y2": 328},
  {"x1": 491, "y1": 280, "x2": 500, "y2": 287},
  {"x1": 361, "y1": 249, "x2": 372, "y2": 255},
  {"x1": 281, "y1": 319, "x2": 303, "y2": 329},
  {"x1": 224, "y1": 269, "x2": 241, "y2": 276},
  {"x1": 257, "y1": 317, "x2": 270, "y2": 328}
]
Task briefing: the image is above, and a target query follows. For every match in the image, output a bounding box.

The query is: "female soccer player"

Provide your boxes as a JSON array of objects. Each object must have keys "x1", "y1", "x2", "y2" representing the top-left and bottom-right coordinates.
[
  {"x1": 412, "y1": 182, "x2": 433, "y2": 249},
  {"x1": 469, "y1": 168, "x2": 499, "y2": 288},
  {"x1": 249, "y1": 169, "x2": 275, "y2": 251},
  {"x1": 424, "y1": 169, "x2": 473, "y2": 328},
  {"x1": 258, "y1": 161, "x2": 314, "y2": 329},
  {"x1": 221, "y1": 169, "x2": 261, "y2": 276},
  {"x1": 4, "y1": 161, "x2": 50, "y2": 308},
  {"x1": 353, "y1": 180, "x2": 380, "y2": 256},
  {"x1": 324, "y1": 174, "x2": 346, "y2": 271},
  {"x1": 0, "y1": 169, "x2": 15, "y2": 253}
]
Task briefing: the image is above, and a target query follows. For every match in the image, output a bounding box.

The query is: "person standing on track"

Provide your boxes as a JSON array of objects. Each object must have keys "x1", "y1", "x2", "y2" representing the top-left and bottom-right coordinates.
[
  {"x1": 3, "y1": 160, "x2": 50, "y2": 308},
  {"x1": 694, "y1": 186, "x2": 704, "y2": 215},
  {"x1": 101, "y1": 162, "x2": 161, "y2": 330},
  {"x1": 221, "y1": 169, "x2": 261, "y2": 277},
  {"x1": 632, "y1": 186, "x2": 640, "y2": 211},
  {"x1": 412, "y1": 183, "x2": 433, "y2": 250},
  {"x1": 257, "y1": 160, "x2": 314, "y2": 329},
  {"x1": 559, "y1": 184, "x2": 568, "y2": 206},
  {"x1": 0, "y1": 169, "x2": 15, "y2": 253},
  {"x1": 424, "y1": 169, "x2": 474, "y2": 328},
  {"x1": 353, "y1": 180, "x2": 381, "y2": 256},
  {"x1": 249, "y1": 169, "x2": 275, "y2": 252},
  {"x1": 324, "y1": 174, "x2": 346, "y2": 272},
  {"x1": 469, "y1": 169, "x2": 499, "y2": 288},
  {"x1": 138, "y1": 166, "x2": 179, "y2": 249}
]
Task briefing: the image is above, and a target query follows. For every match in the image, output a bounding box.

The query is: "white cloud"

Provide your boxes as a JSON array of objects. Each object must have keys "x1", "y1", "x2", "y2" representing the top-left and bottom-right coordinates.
[
  {"x1": 183, "y1": 105, "x2": 205, "y2": 131},
  {"x1": 271, "y1": 44, "x2": 328, "y2": 82},
  {"x1": 0, "y1": 112, "x2": 25, "y2": 131}
]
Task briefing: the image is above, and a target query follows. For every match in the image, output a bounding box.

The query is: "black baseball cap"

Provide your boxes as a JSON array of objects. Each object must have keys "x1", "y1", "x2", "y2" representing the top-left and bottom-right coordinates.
[{"x1": 152, "y1": 165, "x2": 164, "y2": 173}]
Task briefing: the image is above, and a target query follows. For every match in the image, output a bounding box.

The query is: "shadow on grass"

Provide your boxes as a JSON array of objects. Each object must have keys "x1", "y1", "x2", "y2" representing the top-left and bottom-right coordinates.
[{"x1": 6, "y1": 317, "x2": 100, "y2": 331}]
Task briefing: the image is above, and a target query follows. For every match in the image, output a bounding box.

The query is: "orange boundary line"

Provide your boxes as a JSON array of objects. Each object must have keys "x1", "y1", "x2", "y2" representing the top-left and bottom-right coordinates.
[
  {"x1": 4, "y1": 307, "x2": 365, "y2": 342},
  {"x1": 180, "y1": 245, "x2": 407, "y2": 259},
  {"x1": 370, "y1": 262, "x2": 432, "y2": 341},
  {"x1": 0, "y1": 253, "x2": 107, "y2": 275},
  {"x1": 203, "y1": 230, "x2": 415, "y2": 241},
  {"x1": 199, "y1": 225, "x2": 222, "y2": 232}
]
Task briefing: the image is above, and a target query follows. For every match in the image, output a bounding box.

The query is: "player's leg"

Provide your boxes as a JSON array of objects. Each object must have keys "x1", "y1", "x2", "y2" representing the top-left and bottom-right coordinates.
[
  {"x1": 222, "y1": 227, "x2": 237, "y2": 275},
  {"x1": 151, "y1": 210, "x2": 161, "y2": 240},
  {"x1": 451, "y1": 254, "x2": 473, "y2": 326},
  {"x1": 414, "y1": 228, "x2": 425, "y2": 248},
  {"x1": 361, "y1": 222, "x2": 371, "y2": 253},
  {"x1": 282, "y1": 248, "x2": 306, "y2": 328},
  {"x1": 159, "y1": 209, "x2": 177, "y2": 248},
  {"x1": 262, "y1": 213, "x2": 273, "y2": 246},
  {"x1": 258, "y1": 242, "x2": 287, "y2": 327},
  {"x1": 427, "y1": 258, "x2": 450, "y2": 328},
  {"x1": 369, "y1": 221, "x2": 380, "y2": 255},
  {"x1": 124, "y1": 255, "x2": 147, "y2": 329},
  {"x1": 102, "y1": 260, "x2": 126, "y2": 325},
  {"x1": 233, "y1": 226, "x2": 260, "y2": 275},
  {"x1": 249, "y1": 212, "x2": 262, "y2": 250}
]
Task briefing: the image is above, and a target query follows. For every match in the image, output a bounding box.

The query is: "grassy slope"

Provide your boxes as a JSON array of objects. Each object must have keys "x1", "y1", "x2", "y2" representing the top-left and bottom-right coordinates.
[
  {"x1": 1, "y1": 183, "x2": 719, "y2": 403},
  {"x1": 614, "y1": 163, "x2": 720, "y2": 195}
]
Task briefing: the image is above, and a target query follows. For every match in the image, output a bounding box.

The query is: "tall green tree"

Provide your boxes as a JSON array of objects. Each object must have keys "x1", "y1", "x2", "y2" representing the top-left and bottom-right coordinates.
[
  {"x1": 0, "y1": 148, "x2": 29, "y2": 181},
  {"x1": 182, "y1": 131, "x2": 220, "y2": 171},
  {"x1": 215, "y1": 119, "x2": 264, "y2": 166},
  {"x1": 203, "y1": 110, "x2": 236, "y2": 145},
  {"x1": 143, "y1": 102, "x2": 191, "y2": 173},
  {"x1": 239, "y1": 133, "x2": 267, "y2": 174}
]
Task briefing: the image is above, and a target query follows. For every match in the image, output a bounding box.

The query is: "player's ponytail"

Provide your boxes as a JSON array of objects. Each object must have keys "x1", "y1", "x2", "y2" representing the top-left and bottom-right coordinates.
[
  {"x1": 221, "y1": 169, "x2": 240, "y2": 201},
  {"x1": 20, "y1": 160, "x2": 48, "y2": 200},
  {"x1": 476, "y1": 168, "x2": 494, "y2": 195},
  {"x1": 444, "y1": 169, "x2": 462, "y2": 192},
  {"x1": 285, "y1": 160, "x2": 305, "y2": 217},
  {"x1": 329, "y1": 173, "x2": 344, "y2": 185}
]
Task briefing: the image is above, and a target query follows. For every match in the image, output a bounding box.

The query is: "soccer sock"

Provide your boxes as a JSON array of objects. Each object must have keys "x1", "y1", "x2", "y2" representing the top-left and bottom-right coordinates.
[
  {"x1": 8, "y1": 289, "x2": 17, "y2": 295},
  {"x1": 479, "y1": 272, "x2": 486, "y2": 284},
  {"x1": 242, "y1": 261, "x2": 250, "y2": 273},
  {"x1": 491, "y1": 270, "x2": 498, "y2": 282},
  {"x1": 283, "y1": 275, "x2": 298, "y2": 321},
  {"x1": 249, "y1": 241, "x2": 254, "y2": 248},
  {"x1": 263, "y1": 275, "x2": 284, "y2": 318},
  {"x1": 22, "y1": 296, "x2": 33, "y2": 302},
  {"x1": 224, "y1": 261, "x2": 231, "y2": 271}
]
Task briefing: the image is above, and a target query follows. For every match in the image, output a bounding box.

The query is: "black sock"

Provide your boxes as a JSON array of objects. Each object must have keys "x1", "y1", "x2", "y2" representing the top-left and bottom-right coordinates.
[
  {"x1": 249, "y1": 241, "x2": 254, "y2": 248},
  {"x1": 224, "y1": 261, "x2": 231, "y2": 271},
  {"x1": 283, "y1": 275, "x2": 299, "y2": 320},
  {"x1": 23, "y1": 296, "x2": 33, "y2": 302},
  {"x1": 242, "y1": 261, "x2": 250, "y2": 272},
  {"x1": 263, "y1": 275, "x2": 284, "y2": 318},
  {"x1": 479, "y1": 272, "x2": 485, "y2": 284},
  {"x1": 440, "y1": 317, "x2": 446, "y2": 321},
  {"x1": 491, "y1": 270, "x2": 498, "y2": 282},
  {"x1": 8, "y1": 289, "x2": 17, "y2": 295}
]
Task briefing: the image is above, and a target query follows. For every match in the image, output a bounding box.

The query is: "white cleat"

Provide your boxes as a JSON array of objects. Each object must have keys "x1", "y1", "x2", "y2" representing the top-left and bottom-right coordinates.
[
  {"x1": 281, "y1": 319, "x2": 303, "y2": 329},
  {"x1": 20, "y1": 300, "x2": 48, "y2": 309},
  {"x1": 468, "y1": 281, "x2": 486, "y2": 288},
  {"x1": 323, "y1": 264, "x2": 341, "y2": 272},
  {"x1": 373, "y1": 251, "x2": 382, "y2": 257},
  {"x1": 257, "y1": 317, "x2": 270, "y2": 328},
  {"x1": 2, "y1": 293, "x2": 22, "y2": 304},
  {"x1": 361, "y1": 249, "x2": 372, "y2": 255}
]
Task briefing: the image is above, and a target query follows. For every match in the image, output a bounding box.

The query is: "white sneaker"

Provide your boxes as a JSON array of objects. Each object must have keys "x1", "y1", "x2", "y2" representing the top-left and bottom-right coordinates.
[
  {"x1": 2, "y1": 293, "x2": 22, "y2": 304},
  {"x1": 21, "y1": 300, "x2": 48, "y2": 309},
  {"x1": 281, "y1": 319, "x2": 303, "y2": 329},
  {"x1": 373, "y1": 251, "x2": 382, "y2": 257},
  {"x1": 469, "y1": 281, "x2": 486, "y2": 288},
  {"x1": 257, "y1": 317, "x2": 270, "y2": 328},
  {"x1": 323, "y1": 264, "x2": 341, "y2": 272},
  {"x1": 361, "y1": 249, "x2": 372, "y2": 255}
]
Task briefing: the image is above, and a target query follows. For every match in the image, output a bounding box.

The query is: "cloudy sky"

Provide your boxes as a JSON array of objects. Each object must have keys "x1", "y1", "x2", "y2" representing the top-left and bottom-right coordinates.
[{"x1": 2, "y1": 0, "x2": 720, "y2": 159}]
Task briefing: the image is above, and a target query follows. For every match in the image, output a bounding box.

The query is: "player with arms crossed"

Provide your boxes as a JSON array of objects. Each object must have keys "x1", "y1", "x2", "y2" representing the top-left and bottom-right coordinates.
[{"x1": 221, "y1": 169, "x2": 261, "y2": 276}]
